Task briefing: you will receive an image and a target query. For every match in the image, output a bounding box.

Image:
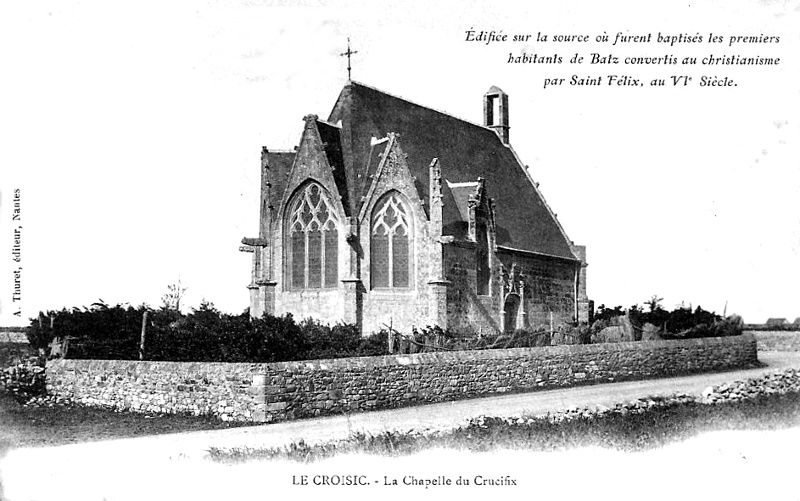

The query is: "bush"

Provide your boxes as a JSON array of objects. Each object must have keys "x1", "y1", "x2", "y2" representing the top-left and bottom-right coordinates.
[
  {"x1": 1, "y1": 356, "x2": 47, "y2": 402},
  {"x1": 664, "y1": 315, "x2": 744, "y2": 340},
  {"x1": 254, "y1": 314, "x2": 309, "y2": 362},
  {"x1": 593, "y1": 304, "x2": 626, "y2": 323},
  {"x1": 28, "y1": 303, "x2": 367, "y2": 363},
  {"x1": 28, "y1": 304, "x2": 146, "y2": 360},
  {"x1": 358, "y1": 330, "x2": 389, "y2": 356},
  {"x1": 34, "y1": 297, "x2": 739, "y2": 364},
  {"x1": 147, "y1": 311, "x2": 311, "y2": 363},
  {"x1": 552, "y1": 324, "x2": 591, "y2": 345},
  {"x1": 303, "y1": 320, "x2": 361, "y2": 360},
  {"x1": 593, "y1": 302, "x2": 741, "y2": 340}
]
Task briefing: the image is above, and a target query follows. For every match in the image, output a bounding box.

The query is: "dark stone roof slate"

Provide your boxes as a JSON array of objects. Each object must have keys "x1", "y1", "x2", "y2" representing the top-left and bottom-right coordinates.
[
  {"x1": 447, "y1": 182, "x2": 478, "y2": 223},
  {"x1": 363, "y1": 137, "x2": 389, "y2": 206},
  {"x1": 326, "y1": 81, "x2": 577, "y2": 260},
  {"x1": 315, "y1": 120, "x2": 349, "y2": 211},
  {"x1": 441, "y1": 181, "x2": 469, "y2": 240},
  {"x1": 265, "y1": 151, "x2": 295, "y2": 211}
]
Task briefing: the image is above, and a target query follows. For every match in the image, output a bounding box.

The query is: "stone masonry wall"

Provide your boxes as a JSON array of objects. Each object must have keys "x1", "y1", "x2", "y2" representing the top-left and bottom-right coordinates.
[
  {"x1": 47, "y1": 334, "x2": 757, "y2": 423},
  {"x1": 444, "y1": 246, "x2": 579, "y2": 334},
  {"x1": 445, "y1": 244, "x2": 500, "y2": 334},
  {"x1": 499, "y1": 251, "x2": 577, "y2": 327},
  {"x1": 276, "y1": 289, "x2": 344, "y2": 325},
  {"x1": 750, "y1": 330, "x2": 800, "y2": 351},
  {"x1": 46, "y1": 360, "x2": 265, "y2": 422}
]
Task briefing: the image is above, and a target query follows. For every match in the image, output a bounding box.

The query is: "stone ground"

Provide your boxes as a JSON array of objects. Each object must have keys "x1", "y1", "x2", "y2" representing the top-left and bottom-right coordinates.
[{"x1": 2, "y1": 351, "x2": 800, "y2": 501}]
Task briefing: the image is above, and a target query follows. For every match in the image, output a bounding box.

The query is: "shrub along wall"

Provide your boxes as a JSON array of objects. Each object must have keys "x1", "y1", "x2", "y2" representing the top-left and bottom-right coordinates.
[
  {"x1": 749, "y1": 330, "x2": 800, "y2": 351},
  {"x1": 46, "y1": 333, "x2": 758, "y2": 423}
]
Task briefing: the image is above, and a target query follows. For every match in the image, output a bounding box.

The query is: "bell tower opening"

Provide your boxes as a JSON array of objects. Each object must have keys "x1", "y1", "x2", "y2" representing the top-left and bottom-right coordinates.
[{"x1": 483, "y1": 86, "x2": 509, "y2": 144}]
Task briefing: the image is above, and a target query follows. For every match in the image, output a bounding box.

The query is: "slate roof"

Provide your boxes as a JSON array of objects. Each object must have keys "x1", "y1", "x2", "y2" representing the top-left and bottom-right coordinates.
[
  {"x1": 446, "y1": 181, "x2": 479, "y2": 222},
  {"x1": 264, "y1": 150, "x2": 295, "y2": 213},
  {"x1": 441, "y1": 181, "x2": 474, "y2": 241},
  {"x1": 315, "y1": 120, "x2": 349, "y2": 211},
  {"x1": 323, "y1": 81, "x2": 577, "y2": 260}
]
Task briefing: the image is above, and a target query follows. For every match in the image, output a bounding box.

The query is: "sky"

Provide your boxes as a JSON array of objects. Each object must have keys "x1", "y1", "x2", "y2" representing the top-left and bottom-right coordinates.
[{"x1": 1, "y1": 0, "x2": 798, "y2": 327}]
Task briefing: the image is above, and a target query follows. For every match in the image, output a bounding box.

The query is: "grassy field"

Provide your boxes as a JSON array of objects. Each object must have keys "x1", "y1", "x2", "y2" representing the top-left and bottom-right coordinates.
[{"x1": 0, "y1": 391, "x2": 248, "y2": 451}]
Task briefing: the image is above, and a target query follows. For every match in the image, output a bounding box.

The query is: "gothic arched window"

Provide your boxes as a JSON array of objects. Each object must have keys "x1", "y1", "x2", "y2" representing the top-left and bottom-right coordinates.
[
  {"x1": 286, "y1": 182, "x2": 339, "y2": 290},
  {"x1": 371, "y1": 192, "x2": 413, "y2": 289}
]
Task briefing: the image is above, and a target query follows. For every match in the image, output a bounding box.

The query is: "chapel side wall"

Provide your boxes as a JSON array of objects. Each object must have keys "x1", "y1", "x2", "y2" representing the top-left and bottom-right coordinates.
[
  {"x1": 275, "y1": 290, "x2": 346, "y2": 324},
  {"x1": 47, "y1": 334, "x2": 758, "y2": 424},
  {"x1": 444, "y1": 244, "x2": 579, "y2": 333},
  {"x1": 359, "y1": 210, "x2": 434, "y2": 334},
  {"x1": 497, "y1": 251, "x2": 578, "y2": 327},
  {"x1": 444, "y1": 244, "x2": 501, "y2": 334}
]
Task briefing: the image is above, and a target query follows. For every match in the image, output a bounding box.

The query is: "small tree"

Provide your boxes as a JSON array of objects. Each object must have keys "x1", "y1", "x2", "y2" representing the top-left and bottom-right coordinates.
[
  {"x1": 645, "y1": 295, "x2": 664, "y2": 312},
  {"x1": 190, "y1": 299, "x2": 221, "y2": 326},
  {"x1": 161, "y1": 279, "x2": 188, "y2": 312}
]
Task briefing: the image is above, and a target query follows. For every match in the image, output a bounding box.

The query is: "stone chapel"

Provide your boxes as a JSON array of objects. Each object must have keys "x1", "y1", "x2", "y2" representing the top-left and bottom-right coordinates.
[{"x1": 241, "y1": 81, "x2": 590, "y2": 335}]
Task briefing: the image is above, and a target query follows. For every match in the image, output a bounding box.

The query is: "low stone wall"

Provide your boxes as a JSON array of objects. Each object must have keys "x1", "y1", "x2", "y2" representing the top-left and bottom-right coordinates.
[
  {"x1": 749, "y1": 330, "x2": 800, "y2": 351},
  {"x1": 46, "y1": 334, "x2": 758, "y2": 423},
  {"x1": 701, "y1": 368, "x2": 800, "y2": 403},
  {"x1": 46, "y1": 360, "x2": 265, "y2": 421}
]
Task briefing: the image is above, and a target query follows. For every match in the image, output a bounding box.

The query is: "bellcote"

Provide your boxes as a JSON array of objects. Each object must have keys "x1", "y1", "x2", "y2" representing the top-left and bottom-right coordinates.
[{"x1": 483, "y1": 86, "x2": 509, "y2": 145}]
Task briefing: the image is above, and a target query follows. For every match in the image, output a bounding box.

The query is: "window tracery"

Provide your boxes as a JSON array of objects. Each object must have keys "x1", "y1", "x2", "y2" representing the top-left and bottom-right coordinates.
[
  {"x1": 287, "y1": 182, "x2": 339, "y2": 289},
  {"x1": 371, "y1": 192, "x2": 412, "y2": 289}
]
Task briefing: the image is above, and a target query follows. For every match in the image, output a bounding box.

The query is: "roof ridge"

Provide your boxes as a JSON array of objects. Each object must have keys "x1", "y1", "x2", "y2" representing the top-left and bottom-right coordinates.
[{"x1": 348, "y1": 80, "x2": 497, "y2": 135}]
